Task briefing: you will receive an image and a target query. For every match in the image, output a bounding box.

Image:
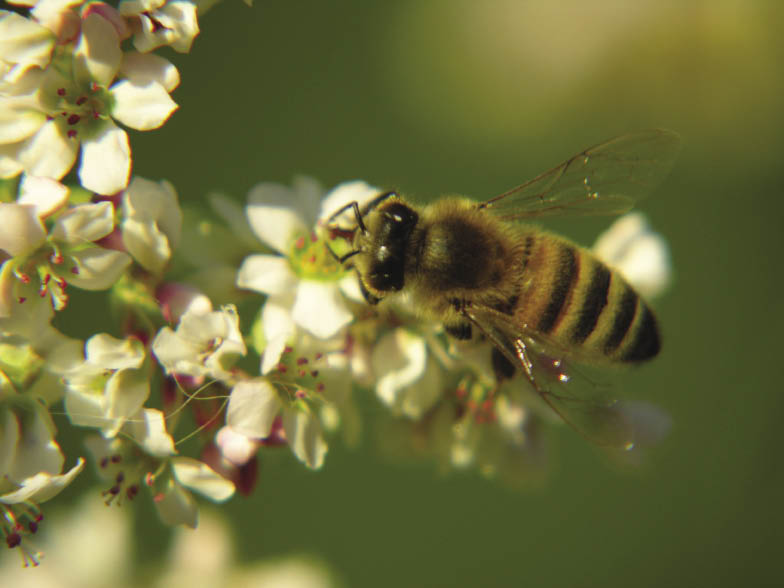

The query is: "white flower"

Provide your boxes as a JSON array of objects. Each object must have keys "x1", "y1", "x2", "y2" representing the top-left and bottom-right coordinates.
[
  {"x1": 0, "y1": 176, "x2": 132, "y2": 317},
  {"x1": 592, "y1": 212, "x2": 671, "y2": 299},
  {"x1": 372, "y1": 327, "x2": 443, "y2": 419},
  {"x1": 152, "y1": 457, "x2": 235, "y2": 528},
  {"x1": 121, "y1": 175, "x2": 182, "y2": 273},
  {"x1": 152, "y1": 303, "x2": 246, "y2": 383},
  {"x1": 120, "y1": 0, "x2": 200, "y2": 54},
  {"x1": 225, "y1": 379, "x2": 328, "y2": 470},
  {"x1": 0, "y1": 12, "x2": 179, "y2": 194},
  {"x1": 0, "y1": 9, "x2": 55, "y2": 83},
  {"x1": 237, "y1": 178, "x2": 379, "y2": 340},
  {"x1": 0, "y1": 379, "x2": 84, "y2": 505},
  {"x1": 63, "y1": 333, "x2": 150, "y2": 437}
]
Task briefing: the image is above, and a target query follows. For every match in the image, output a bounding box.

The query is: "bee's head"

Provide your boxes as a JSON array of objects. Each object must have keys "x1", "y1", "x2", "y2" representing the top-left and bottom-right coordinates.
[{"x1": 361, "y1": 200, "x2": 419, "y2": 293}]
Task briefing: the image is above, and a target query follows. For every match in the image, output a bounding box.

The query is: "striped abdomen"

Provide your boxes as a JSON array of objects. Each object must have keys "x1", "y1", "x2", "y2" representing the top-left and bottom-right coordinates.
[{"x1": 515, "y1": 231, "x2": 660, "y2": 363}]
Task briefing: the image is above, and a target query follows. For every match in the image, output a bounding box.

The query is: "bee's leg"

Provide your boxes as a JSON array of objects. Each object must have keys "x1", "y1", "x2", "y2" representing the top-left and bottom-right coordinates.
[
  {"x1": 444, "y1": 322, "x2": 472, "y2": 340},
  {"x1": 359, "y1": 191, "x2": 397, "y2": 217},
  {"x1": 491, "y1": 347, "x2": 517, "y2": 381},
  {"x1": 445, "y1": 299, "x2": 473, "y2": 339}
]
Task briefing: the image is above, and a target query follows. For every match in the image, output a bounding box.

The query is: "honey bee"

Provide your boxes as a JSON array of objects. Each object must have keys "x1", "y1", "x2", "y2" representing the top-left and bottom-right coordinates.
[{"x1": 327, "y1": 130, "x2": 680, "y2": 449}]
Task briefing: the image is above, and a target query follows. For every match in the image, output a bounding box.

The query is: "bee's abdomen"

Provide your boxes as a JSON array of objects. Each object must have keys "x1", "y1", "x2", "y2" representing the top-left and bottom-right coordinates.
[{"x1": 520, "y1": 234, "x2": 660, "y2": 364}]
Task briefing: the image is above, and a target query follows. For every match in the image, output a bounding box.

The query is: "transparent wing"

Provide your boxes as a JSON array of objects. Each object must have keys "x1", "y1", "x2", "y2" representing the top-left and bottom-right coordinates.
[
  {"x1": 462, "y1": 304, "x2": 670, "y2": 450},
  {"x1": 478, "y1": 129, "x2": 681, "y2": 219}
]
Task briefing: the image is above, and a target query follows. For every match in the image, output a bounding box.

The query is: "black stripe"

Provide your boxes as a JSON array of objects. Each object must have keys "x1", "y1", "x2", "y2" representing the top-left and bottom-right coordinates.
[
  {"x1": 571, "y1": 263, "x2": 611, "y2": 344},
  {"x1": 604, "y1": 287, "x2": 638, "y2": 352},
  {"x1": 521, "y1": 235, "x2": 535, "y2": 271},
  {"x1": 538, "y1": 245, "x2": 578, "y2": 333},
  {"x1": 621, "y1": 305, "x2": 660, "y2": 362}
]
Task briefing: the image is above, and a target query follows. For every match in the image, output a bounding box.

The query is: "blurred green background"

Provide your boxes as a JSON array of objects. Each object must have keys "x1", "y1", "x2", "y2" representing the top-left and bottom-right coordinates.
[{"x1": 30, "y1": 1, "x2": 784, "y2": 586}]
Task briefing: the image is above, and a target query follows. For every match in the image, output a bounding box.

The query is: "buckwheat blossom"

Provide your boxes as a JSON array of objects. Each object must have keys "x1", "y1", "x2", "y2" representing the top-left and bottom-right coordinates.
[
  {"x1": 86, "y1": 433, "x2": 234, "y2": 528},
  {"x1": 0, "y1": 293, "x2": 82, "y2": 406},
  {"x1": 63, "y1": 333, "x2": 150, "y2": 437},
  {"x1": 0, "y1": 371, "x2": 85, "y2": 565},
  {"x1": 236, "y1": 177, "x2": 379, "y2": 340},
  {"x1": 120, "y1": 175, "x2": 183, "y2": 274},
  {"x1": 119, "y1": 0, "x2": 200, "y2": 53},
  {"x1": 0, "y1": 175, "x2": 132, "y2": 317},
  {"x1": 371, "y1": 326, "x2": 443, "y2": 419},
  {"x1": 151, "y1": 303, "x2": 246, "y2": 384},
  {"x1": 224, "y1": 378, "x2": 328, "y2": 470},
  {"x1": 0, "y1": 10, "x2": 179, "y2": 194}
]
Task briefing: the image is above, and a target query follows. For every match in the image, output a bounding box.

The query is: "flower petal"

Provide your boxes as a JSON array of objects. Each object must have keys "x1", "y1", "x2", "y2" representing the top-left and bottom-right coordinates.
[
  {"x1": 85, "y1": 333, "x2": 145, "y2": 369},
  {"x1": 17, "y1": 118, "x2": 78, "y2": 180},
  {"x1": 78, "y1": 122, "x2": 130, "y2": 194},
  {"x1": 68, "y1": 248, "x2": 132, "y2": 290},
  {"x1": 216, "y1": 426, "x2": 259, "y2": 467},
  {"x1": 74, "y1": 12, "x2": 121, "y2": 87},
  {"x1": 154, "y1": 475, "x2": 198, "y2": 528},
  {"x1": 18, "y1": 175, "x2": 69, "y2": 218},
  {"x1": 124, "y1": 408, "x2": 176, "y2": 457},
  {"x1": 246, "y1": 179, "x2": 320, "y2": 252},
  {"x1": 50, "y1": 201, "x2": 114, "y2": 244},
  {"x1": 120, "y1": 51, "x2": 180, "y2": 92},
  {"x1": 0, "y1": 457, "x2": 84, "y2": 504},
  {"x1": 226, "y1": 379, "x2": 281, "y2": 438},
  {"x1": 171, "y1": 457, "x2": 235, "y2": 502},
  {"x1": 282, "y1": 408, "x2": 327, "y2": 470},
  {"x1": 111, "y1": 79, "x2": 178, "y2": 131},
  {"x1": 292, "y1": 280, "x2": 352, "y2": 339},
  {"x1": 0, "y1": 11, "x2": 55, "y2": 71},
  {"x1": 104, "y1": 368, "x2": 150, "y2": 436},
  {"x1": 318, "y1": 179, "x2": 381, "y2": 222},
  {"x1": 0, "y1": 105, "x2": 46, "y2": 144},
  {"x1": 0, "y1": 202, "x2": 46, "y2": 256},
  {"x1": 236, "y1": 254, "x2": 297, "y2": 296}
]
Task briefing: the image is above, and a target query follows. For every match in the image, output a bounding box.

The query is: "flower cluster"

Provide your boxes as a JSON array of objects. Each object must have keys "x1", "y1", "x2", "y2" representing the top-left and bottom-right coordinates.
[{"x1": 0, "y1": 0, "x2": 675, "y2": 569}]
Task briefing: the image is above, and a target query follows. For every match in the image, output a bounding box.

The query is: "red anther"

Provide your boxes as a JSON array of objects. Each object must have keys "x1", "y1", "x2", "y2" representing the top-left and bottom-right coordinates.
[
  {"x1": 310, "y1": 370, "x2": 319, "y2": 377},
  {"x1": 277, "y1": 363, "x2": 287, "y2": 373},
  {"x1": 100, "y1": 457, "x2": 109, "y2": 468},
  {"x1": 67, "y1": 114, "x2": 80, "y2": 125},
  {"x1": 51, "y1": 253, "x2": 64, "y2": 264},
  {"x1": 67, "y1": 129, "x2": 77, "y2": 138},
  {"x1": 310, "y1": 231, "x2": 318, "y2": 242},
  {"x1": 57, "y1": 88, "x2": 66, "y2": 96},
  {"x1": 316, "y1": 382, "x2": 325, "y2": 392},
  {"x1": 314, "y1": 352, "x2": 323, "y2": 360},
  {"x1": 126, "y1": 485, "x2": 139, "y2": 500},
  {"x1": 295, "y1": 236, "x2": 306, "y2": 249},
  {"x1": 283, "y1": 346, "x2": 293, "y2": 353},
  {"x1": 295, "y1": 389, "x2": 306, "y2": 399},
  {"x1": 308, "y1": 255, "x2": 316, "y2": 263},
  {"x1": 296, "y1": 357, "x2": 308, "y2": 365},
  {"x1": 110, "y1": 454, "x2": 122, "y2": 463},
  {"x1": 76, "y1": 96, "x2": 88, "y2": 105},
  {"x1": 28, "y1": 521, "x2": 38, "y2": 534},
  {"x1": 298, "y1": 370, "x2": 306, "y2": 377},
  {"x1": 18, "y1": 272, "x2": 30, "y2": 284},
  {"x1": 17, "y1": 297, "x2": 26, "y2": 303}
]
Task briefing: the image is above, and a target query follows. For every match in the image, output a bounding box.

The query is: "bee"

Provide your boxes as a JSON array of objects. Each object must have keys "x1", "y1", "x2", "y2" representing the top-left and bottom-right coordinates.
[{"x1": 326, "y1": 130, "x2": 680, "y2": 449}]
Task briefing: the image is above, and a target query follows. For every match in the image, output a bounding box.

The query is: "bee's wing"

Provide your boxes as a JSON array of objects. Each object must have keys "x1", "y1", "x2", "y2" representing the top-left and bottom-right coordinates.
[
  {"x1": 462, "y1": 304, "x2": 670, "y2": 450},
  {"x1": 478, "y1": 129, "x2": 681, "y2": 219}
]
